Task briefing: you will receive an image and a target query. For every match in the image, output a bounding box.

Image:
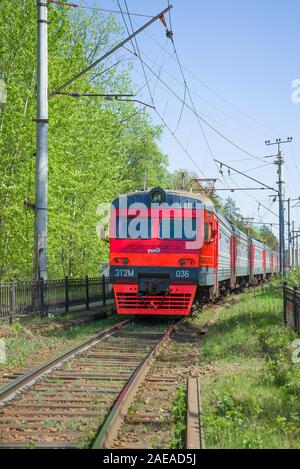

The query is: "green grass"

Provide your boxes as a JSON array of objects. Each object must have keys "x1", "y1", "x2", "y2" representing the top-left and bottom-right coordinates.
[
  {"x1": 268, "y1": 268, "x2": 300, "y2": 289},
  {"x1": 0, "y1": 316, "x2": 120, "y2": 380},
  {"x1": 0, "y1": 315, "x2": 175, "y2": 384},
  {"x1": 166, "y1": 385, "x2": 187, "y2": 449},
  {"x1": 195, "y1": 286, "x2": 300, "y2": 449}
]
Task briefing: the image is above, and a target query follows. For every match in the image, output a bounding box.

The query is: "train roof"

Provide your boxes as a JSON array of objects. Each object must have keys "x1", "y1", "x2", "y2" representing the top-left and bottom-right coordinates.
[
  {"x1": 232, "y1": 225, "x2": 250, "y2": 242},
  {"x1": 112, "y1": 189, "x2": 215, "y2": 210},
  {"x1": 112, "y1": 189, "x2": 278, "y2": 253}
]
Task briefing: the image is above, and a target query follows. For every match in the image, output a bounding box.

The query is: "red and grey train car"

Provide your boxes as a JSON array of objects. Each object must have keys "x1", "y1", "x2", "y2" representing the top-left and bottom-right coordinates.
[{"x1": 109, "y1": 188, "x2": 279, "y2": 316}]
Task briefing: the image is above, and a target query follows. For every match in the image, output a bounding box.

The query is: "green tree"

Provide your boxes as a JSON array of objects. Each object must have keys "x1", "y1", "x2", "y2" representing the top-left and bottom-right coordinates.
[
  {"x1": 222, "y1": 197, "x2": 241, "y2": 222},
  {"x1": 258, "y1": 225, "x2": 279, "y2": 250},
  {"x1": 0, "y1": 1, "x2": 169, "y2": 279}
]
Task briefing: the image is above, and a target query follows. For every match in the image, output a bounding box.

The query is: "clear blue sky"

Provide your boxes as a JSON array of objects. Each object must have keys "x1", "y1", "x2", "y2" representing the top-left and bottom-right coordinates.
[{"x1": 84, "y1": 0, "x2": 300, "y2": 236}]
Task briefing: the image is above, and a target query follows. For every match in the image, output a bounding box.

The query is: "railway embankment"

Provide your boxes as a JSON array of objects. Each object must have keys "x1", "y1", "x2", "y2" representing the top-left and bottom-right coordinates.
[
  {"x1": 0, "y1": 313, "x2": 119, "y2": 386},
  {"x1": 193, "y1": 284, "x2": 300, "y2": 449}
]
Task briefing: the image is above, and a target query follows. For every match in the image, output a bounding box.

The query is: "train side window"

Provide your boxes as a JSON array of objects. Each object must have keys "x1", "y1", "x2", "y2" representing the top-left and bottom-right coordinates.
[{"x1": 204, "y1": 223, "x2": 212, "y2": 242}]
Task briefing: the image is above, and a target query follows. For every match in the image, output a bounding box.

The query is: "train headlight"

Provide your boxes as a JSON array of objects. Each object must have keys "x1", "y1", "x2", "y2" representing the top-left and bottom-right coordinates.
[{"x1": 149, "y1": 187, "x2": 166, "y2": 204}]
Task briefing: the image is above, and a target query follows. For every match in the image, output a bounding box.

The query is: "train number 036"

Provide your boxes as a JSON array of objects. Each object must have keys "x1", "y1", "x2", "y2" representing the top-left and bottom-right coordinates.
[{"x1": 175, "y1": 270, "x2": 190, "y2": 278}]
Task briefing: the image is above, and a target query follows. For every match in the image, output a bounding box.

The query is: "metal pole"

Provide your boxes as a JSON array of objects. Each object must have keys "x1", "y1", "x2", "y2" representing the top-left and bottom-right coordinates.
[
  {"x1": 296, "y1": 230, "x2": 299, "y2": 269},
  {"x1": 9, "y1": 282, "x2": 15, "y2": 325},
  {"x1": 292, "y1": 221, "x2": 295, "y2": 268},
  {"x1": 86, "y1": 276, "x2": 89, "y2": 311},
  {"x1": 102, "y1": 275, "x2": 106, "y2": 307},
  {"x1": 265, "y1": 138, "x2": 293, "y2": 275},
  {"x1": 287, "y1": 198, "x2": 291, "y2": 268},
  {"x1": 34, "y1": 1, "x2": 48, "y2": 281},
  {"x1": 277, "y1": 150, "x2": 285, "y2": 275},
  {"x1": 65, "y1": 276, "x2": 69, "y2": 313}
]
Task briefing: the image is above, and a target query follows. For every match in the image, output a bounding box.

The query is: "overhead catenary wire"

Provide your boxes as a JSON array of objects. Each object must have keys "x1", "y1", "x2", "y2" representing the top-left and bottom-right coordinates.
[
  {"x1": 121, "y1": 5, "x2": 285, "y2": 237},
  {"x1": 127, "y1": 13, "x2": 279, "y2": 139},
  {"x1": 152, "y1": 40, "x2": 173, "y2": 100},
  {"x1": 215, "y1": 159, "x2": 276, "y2": 192},
  {"x1": 229, "y1": 162, "x2": 274, "y2": 176},
  {"x1": 48, "y1": 0, "x2": 154, "y2": 18},
  {"x1": 115, "y1": 2, "x2": 208, "y2": 179},
  {"x1": 127, "y1": 40, "x2": 266, "y2": 144},
  {"x1": 49, "y1": 5, "x2": 173, "y2": 97},
  {"x1": 169, "y1": 33, "x2": 218, "y2": 172},
  {"x1": 64, "y1": 2, "x2": 290, "y2": 237},
  {"x1": 165, "y1": 24, "x2": 236, "y2": 191},
  {"x1": 121, "y1": 0, "x2": 155, "y2": 108},
  {"x1": 121, "y1": 4, "x2": 287, "y2": 245},
  {"x1": 154, "y1": 108, "x2": 206, "y2": 178},
  {"x1": 130, "y1": 42, "x2": 266, "y2": 143},
  {"x1": 122, "y1": 46, "x2": 266, "y2": 163},
  {"x1": 119, "y1": 106, "x2": 146, "y2": 124},
  {"x1": 221, "y1": 164, "x2": 278, "y2": 220}
]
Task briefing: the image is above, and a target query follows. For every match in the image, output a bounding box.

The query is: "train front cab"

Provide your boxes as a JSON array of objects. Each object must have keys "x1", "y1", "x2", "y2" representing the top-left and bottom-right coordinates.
[{"x1": 110, "y1": 190, "x2": 210, "y2": 316}]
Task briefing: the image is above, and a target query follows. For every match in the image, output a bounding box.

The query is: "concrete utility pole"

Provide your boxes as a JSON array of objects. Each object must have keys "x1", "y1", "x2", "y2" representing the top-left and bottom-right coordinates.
[
  {"x1": 32, "y1": 3, "x2": 171, "y2": 281},
  {"x1": 292, "y1": 221, "x2": 295, "y2": 268},
  {"x1": 277, "y1": 149, "x2": 285, "y2": 274},
  {"x1": 287, "y1": 197, "x2": 291, "y2": 268},
  {"x1": 34, "y1": 0, "x2": 48, "y2": 281},
  {"x1": 265, "y1": 138, "x2": 293, "y2": 275}
]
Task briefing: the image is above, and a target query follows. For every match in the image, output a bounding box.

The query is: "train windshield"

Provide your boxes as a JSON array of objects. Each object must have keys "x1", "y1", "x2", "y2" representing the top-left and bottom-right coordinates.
[
  {"x1": 114, "y1": 216, "x2": 199, "y2": 241},
  {"x1": 159, "y1": 218, "x2": 197, "y2": 240},
  {"x1": 116, "y1": 217, "x2": 153, "y2": 239}
]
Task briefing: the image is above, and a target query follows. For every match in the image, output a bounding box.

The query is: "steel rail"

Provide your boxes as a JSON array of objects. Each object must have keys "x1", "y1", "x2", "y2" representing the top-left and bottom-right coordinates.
[
  {"x1": 186, "y1": 377, "x2": 205, "y2": 449},
  {"x1": 92, "y1": 321, "x2": 181, "y2": 449},
  {"x1": 0, "y1": 320, "x2": 129, "y2": 406}
]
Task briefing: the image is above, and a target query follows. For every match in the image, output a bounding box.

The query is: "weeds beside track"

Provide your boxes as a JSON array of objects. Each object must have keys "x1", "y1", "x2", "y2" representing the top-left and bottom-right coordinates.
[
  {"x1": 196, "y1": 286, "x2": 300, "y2": 449},
  {"x1": 0, "y1": 320, "x2": 177, "y2": 448}
]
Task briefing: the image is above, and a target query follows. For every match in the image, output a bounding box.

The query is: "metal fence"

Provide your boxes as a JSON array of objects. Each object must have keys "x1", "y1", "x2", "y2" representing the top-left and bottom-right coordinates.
[
  {"x1": 283, "y1": 284, "x2": 300, "y2": 333},
  {"x1": 0, "y1": 276, "x2": 113, "y2": 323}
]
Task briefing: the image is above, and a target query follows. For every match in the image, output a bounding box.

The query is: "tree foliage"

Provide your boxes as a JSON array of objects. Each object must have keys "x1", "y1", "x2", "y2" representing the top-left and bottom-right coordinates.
[
  {"x1": 0, "y1": 2, "x2": 279, "y2": 280},
  {"x1": 0, "y1": 1, "x2": 169, "y2": 279},
  {"x1": 221, "y1": 197, "x2": 278, "y2": 249}
]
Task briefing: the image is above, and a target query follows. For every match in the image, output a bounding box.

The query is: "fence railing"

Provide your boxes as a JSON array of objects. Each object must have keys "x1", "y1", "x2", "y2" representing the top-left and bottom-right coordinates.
[
  {"x1": 0, "y1": 276, "x2": 113, "y2": 323},
  {"x1": 283, "y1": 284, "x2": 300, "y2": 333}
]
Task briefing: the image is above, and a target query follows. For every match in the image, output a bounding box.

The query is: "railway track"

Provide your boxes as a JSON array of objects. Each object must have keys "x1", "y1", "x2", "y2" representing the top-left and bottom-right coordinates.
[
  {"x1": 0, "y1": 320, "x2": 178, "y2": 448},
  {"x1": 102, "y1": 321, "x2": 206, "y2": 450},
  {"x1": 0, "y1": 290, "x2": 252, "y2": 449}
]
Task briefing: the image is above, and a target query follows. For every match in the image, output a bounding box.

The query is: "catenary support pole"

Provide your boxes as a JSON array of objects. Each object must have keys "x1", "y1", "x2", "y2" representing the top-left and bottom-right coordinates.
[
  {"x1": 287, "y1": 197, "x2": 291, "y2": 268},
  {"x1": 34, "y1": 0, "x2": 48, "y2": 281},
  {"x1": 277, "y1": 150, "x2": 285, "y2": 274},
  {"x1": 292, "y1": 221, "x2": 295, "y2": 268},
  {"x1": 265, "y1": 138, "x2": 293, "y2": 276}
]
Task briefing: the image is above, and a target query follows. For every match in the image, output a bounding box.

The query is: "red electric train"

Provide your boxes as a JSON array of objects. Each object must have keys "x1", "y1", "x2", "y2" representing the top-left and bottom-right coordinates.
[{"x1": 109, "y1": 188, "x2": 279, "y2": 316}]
